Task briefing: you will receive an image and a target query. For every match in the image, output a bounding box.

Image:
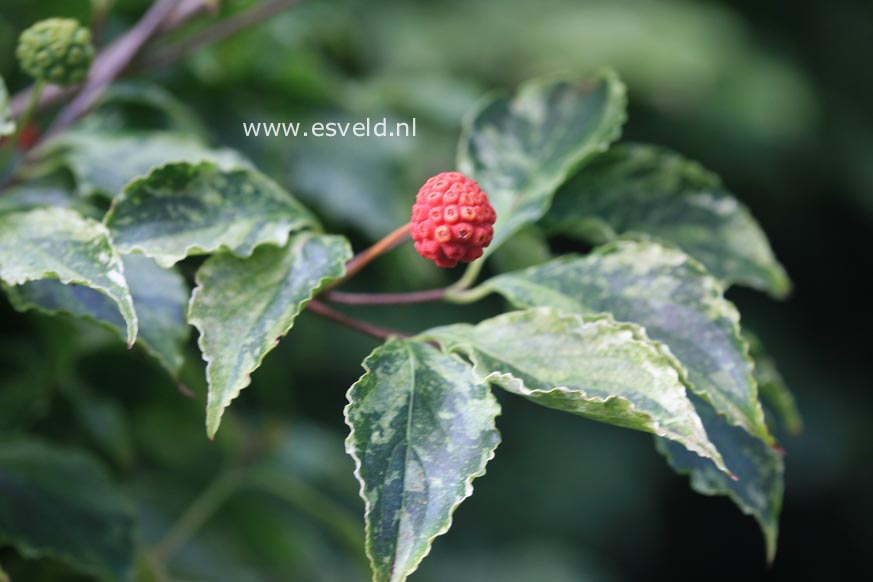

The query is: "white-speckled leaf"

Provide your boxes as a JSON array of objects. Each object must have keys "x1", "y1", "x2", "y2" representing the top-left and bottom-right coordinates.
[
  {"x1": 0, "y1": 76, "x2": 14, "y2": 137},
  {"x1": 0, "y1": 208, "x2": 137, "y2": 345},
  {"x1": 544, "y1": 144, "x2": 791, "y2": 297},
  {"x1": 105, "y1": 161, "x2": 317, "y2": 267},
  {"x1": 657, "y1": 393, "x2": 783, "y2": 562},
  {"x1": 479, "y1": 241, "x2": 773, "y2": 444},
  {"x1": 5, "y1": 255, "x2": 190, "y2": 376},
  {"x1": 424, "y1": 308, "x2": 727, "y2": 474},
  {"x1": 38, "y1": 130, "x2": 251, "y2": 198},
  {"x1": 190, "y1": 233, "x2": 351, "y2": 437},
  {"x1": 345, "y1": 338, "x2": 501, "y2": 582},
  {"x1": 458, "y1": 71, "x2": 626, "y2": 255}
]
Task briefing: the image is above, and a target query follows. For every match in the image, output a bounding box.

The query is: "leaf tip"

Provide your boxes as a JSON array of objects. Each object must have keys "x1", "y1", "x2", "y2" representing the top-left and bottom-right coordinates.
[
  {"x1": 765, "y1": 530, "x2": 779, "y2": 565},
  {"x1": 205, "y1": 411, "x2": 221, "y2": 440},
  {"x1": 768, "y1": 269, "x2": 793, "y2": 301},
  {"x1": 124, "y1": 314, "x2": 138, "y2": 349}
]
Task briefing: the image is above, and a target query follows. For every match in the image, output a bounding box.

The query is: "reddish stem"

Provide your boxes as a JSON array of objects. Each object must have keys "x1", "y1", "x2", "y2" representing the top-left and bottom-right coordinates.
[
  {"x1": 324, "y1": 223, "x2": 412, "y2": 292},
  {"x1": 307, "y1": 300, "x2": 408, "y2": 341},
  {"x1": 324, "y1": 288, "x2": 446, "y2": 305}
]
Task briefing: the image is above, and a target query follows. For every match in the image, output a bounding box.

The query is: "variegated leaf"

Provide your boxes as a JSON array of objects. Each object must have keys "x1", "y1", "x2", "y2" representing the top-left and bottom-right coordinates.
[
  {"x1": 38, "y1": 130, "x2": 250, "y2": 198},
  {"x1": 476, "y1": 241, "x2": 773, "y2": 444},
  {"x1": 657, "y1": 393, "x2": 784, "y2": 562},
  {"x1": 189, "y1": 233, "x2": 351, "y2": 437},
  {"x1": 424, "y1": 308, "x2": 727, "y2": 473},
  {"x1": 458, "y1": 71, "x2": 626, "y2": 255},
  {"x1": 0, "y1": 207, "x2": 137, "y2": 345},
  {"x1": 6, "y1": 255, "x2": 190, "y2": 376},
  {"x1": 544, "y1": 144, "x2": 791, "y2": 297},
  {"x1": 346, "y1": 338, "x2": 501, "y2": 582},
  {"x1": 105, "y1": 161, "x2": 317, "y2": 267}
]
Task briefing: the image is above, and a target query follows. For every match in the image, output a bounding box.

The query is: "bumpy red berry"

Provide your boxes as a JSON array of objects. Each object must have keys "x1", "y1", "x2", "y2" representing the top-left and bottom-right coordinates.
[{"x1": 411, "y1": 172, "x2": 496, "y2": 268}]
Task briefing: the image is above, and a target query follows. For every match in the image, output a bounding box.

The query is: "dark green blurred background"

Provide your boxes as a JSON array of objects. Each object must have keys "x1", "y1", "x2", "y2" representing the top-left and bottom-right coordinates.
[{"x1": 1, "y1": 0, "x2": 871, "y2": 580}]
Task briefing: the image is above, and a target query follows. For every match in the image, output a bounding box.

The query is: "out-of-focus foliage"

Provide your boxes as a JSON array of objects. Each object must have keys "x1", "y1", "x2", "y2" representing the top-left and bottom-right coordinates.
[{"x1": 1, "y1": 0, "x2": 871, "y2": 580}]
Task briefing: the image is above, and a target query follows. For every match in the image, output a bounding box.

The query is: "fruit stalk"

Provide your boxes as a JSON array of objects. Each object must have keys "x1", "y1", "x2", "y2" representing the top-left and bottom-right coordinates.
[{"x1": 323, "y1": 222, "x2": 411, "y2": 292}]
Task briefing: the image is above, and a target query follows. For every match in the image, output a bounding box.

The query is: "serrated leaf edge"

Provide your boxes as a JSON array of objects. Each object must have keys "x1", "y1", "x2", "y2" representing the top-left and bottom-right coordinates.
[
  {"x1": 427, "y1": 307, "x2": 729, "y2": 476},
  {"x1": 483, "y1": 240, "x2": 775, "y2": 446},
  {"x1": 0, "y1": 210, "x2": 139, "y2": 346},
  {"x1": 549, "y1": 143, "x2": 792, "y2": 298},
  {"x1": 457, "y1": 69, "x2": 628, "y2": 254},
  {"x1": 3, "y1": 268, "x2": 190, "y2": 377},
  {"x1": 343, "y1": 339, "x2": 502, "y2": 582},
  {"x1": 189, "y1": 233, "x2": 351, "y2": 438},
  {"x1": 655, "y1": 437, "x2": 782, "y2": 562},
  {"x1": 104, "y1": 161, "x2": 319, "y2": 268}
]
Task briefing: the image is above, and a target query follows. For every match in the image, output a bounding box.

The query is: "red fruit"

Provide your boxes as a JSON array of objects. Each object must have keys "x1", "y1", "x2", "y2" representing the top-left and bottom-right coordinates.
[{"x1": 411, "y1": 171, "x2": 496, "y2": 268}]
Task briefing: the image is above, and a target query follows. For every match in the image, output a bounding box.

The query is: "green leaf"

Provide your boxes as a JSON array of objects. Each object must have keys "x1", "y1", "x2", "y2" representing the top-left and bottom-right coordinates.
[
  {"x1": 106, "y1": 161, "x2": 317, "y2": 267},
  {"x1": 0, "y1": 560, "x2": 8, "y2": 582},
  {"x1": 424, "y1": 308, "x2": 727, "y2": 473},
  {"x1": 37, "y1": 130, "x2": 250, "y2": 198},
  {"x1": 476, "y1": 240, "x2": 772, "y2": 444},
  {"x1": 490, "y1": 226, "x2": 553, "y2": 273},
  {"x1": 189, "y1": 233, "x2": 352, "y2": 437},
  {"x1": 5, "y1": 255, "x2": 190, "y2": 376},
  {"x1": 0, "y1": 439, "x2": 135, "y2": 581},
  {"x1": 544, "y1": 144, "x2": 791, "y2": 297},
  {"x1": 747, "y1": 333, "x2": 802, "y2": 436},
  {"x1": 345, "y1": 338, "x2": 501, "y2": 582},
  {"x1": 0, "y1": 208, "x2": 137, "y2": 345},
  {"x1": 91, "y1": 82, "x2": 208, "y2": 135},
  {"x1": 657, "y1": 394, "x2": 783, "y2": 562},
  {"x1": 1, "y1": 76, "x2": 14, "y2": 137},
  {"x1": 458, "y1": 70, "x2": 626, "y2": 255},
  {"x1": 0, "y1": 179, "x2": 77, "y2": 215}
]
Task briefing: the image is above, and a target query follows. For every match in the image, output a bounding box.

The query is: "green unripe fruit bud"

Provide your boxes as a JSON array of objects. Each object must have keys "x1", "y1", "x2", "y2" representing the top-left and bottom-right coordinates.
[{"x1": 16, "y1": 18, "x2": 95, "y2": 86}]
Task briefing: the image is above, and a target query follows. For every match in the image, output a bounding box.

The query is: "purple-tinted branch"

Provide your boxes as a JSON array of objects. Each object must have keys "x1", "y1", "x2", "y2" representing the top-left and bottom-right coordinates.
[
  {"x1": 324, "y1": 288, "x2": 447, "y2": 305},
  {"x1": 140, "y1": 0, "x2": 303, "y2": 70},
  {"x1": 46, "y1": 0, "x2": 181, "y2": 137},
  {"x1": 307, "y1": 300, "x2": 408, "y2": 341}
]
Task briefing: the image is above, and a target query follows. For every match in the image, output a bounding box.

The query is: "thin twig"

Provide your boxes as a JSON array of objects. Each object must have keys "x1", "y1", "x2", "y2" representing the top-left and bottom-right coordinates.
[
  {"x1": 140, "y1": 0, "x2": 303, "y2": 70},
  {"x1": 9, "y1": 0, "x2": 303, "y2": 127},
  {"x1": 324, "y1": 223, "x2": 412, "y2": 292},
  {"x1": 47, "y1": 0, "x2": 181, "y2": 137},
  {"x1": 307, "y1": 300, "x2": 408, "y2": 341},
  {"x1": 8, "y1": 0, "x2": 219, "y2": 119},
  {"x1": 324, "y1": 288, "x2": 446, "y2": 305},
  {"x1": 157, "y1": 0, "x2": 220, "y2": 33}
]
